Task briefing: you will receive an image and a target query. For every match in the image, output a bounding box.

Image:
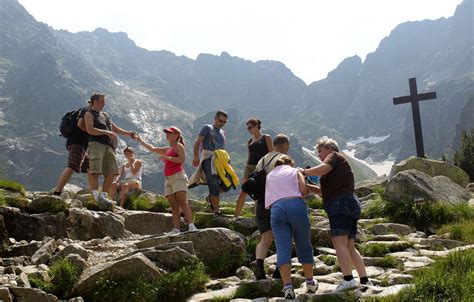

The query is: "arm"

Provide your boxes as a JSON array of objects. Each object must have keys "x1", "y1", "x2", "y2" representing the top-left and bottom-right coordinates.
[
  {"x1": 77, "y1": 117, "x2": 86, "y2": 132},
  {"x1": 111, "y1": 123, "x2": 135, "y2": 138},
  {"x1": 303, "y1": 163, "x2": 333, "y2": 177},
  {"x1": 160, "y1": 143, "x2": 185, "y2": 164},
  {"x1": 136, "y1": 135, "x2": 168, "y2": 154},
  {"x1": 265, "y1": 135, "x2": 273, "y2": 152},
  {"x1": 192, "y1": 135, "x2": 204, "y2": 167},
  {"x1": 307, "y1": 183, "x2": 321, "y2": 196},
  {"x1": 297, "y1": 171, "x2": 309, "y2": 196},
  {"x1": 130, "y1": 160, "x2": 142, "y2": 175},
  {"x1": 84, "y1": 111, "x2": 116, "y2": 140}
]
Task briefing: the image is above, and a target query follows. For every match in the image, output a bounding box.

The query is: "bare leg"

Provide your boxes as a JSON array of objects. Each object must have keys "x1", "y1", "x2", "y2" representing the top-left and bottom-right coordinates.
[
  {"x1": 166, "y1": 194, "x2": 180, "y2": 229},
  {"x1": 348, "y1": 239, "x2": 367, "y2": 278},
  {"x1": 302, "y1": 263, "x2": 314, "y2": 280},
  {"x1": 87, "y1": 170, "x2": 94, "y2": 192},
  {"x1": 234, "y1": 190, "x2": 248, "y2": 217},
  {"x1": 279, "y1": 264, "x2": 292, "y2": 285},
  {"x1": 55, "y1": 167, "x2": 74, "y2": 192},
  {"x1": 109, "y1": 182, "x2": 120, "y2": 200},
  {"x1": 256, "y1": 230, "x2": 274, "y2": 259},
  {"x1": 102, "y1": 174, "x2": 117, "y2": 193},
  {"x1": 332, "y1": 235, "x2": 353, "y2": 276},
  {"x1": 210, "y1": 195, "x2": 220, "y2": 212},
  {"x1": 175, "y1": 191, "x2": 193, "y2": 223},
  {"x1": 120, "y1": 181, "x2": 140, "y2": 208},
  {"x1": 90, "y1": 173, "x2": 99, "y2": 191}
]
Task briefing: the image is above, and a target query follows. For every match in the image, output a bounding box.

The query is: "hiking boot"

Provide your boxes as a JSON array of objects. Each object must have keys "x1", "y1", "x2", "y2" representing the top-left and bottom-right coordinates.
[
  {"x1": 254, "y1": 265, "x2": 267, "y2": 280},
  {"x1": 272, "y1": 267, "x2": 281, "y2": 279},
  {"x1": 188, "y1": 223, "x2": 198, "y2": 232},
  {"x1": 306, "y1": 280, "x2": 319, "y2": 294},
  {"x1": 166, "y1": 228, "x2": 181, "y2": 236},
  {"x1": 98, "y1": 195, "x2": 115, "y2": 211},
  {"x1": 335, "y1": 279, "x2": 358, "y2": 292},
  {"x1": 283, "y1": 288, "x2": 295, "y2": 299}
]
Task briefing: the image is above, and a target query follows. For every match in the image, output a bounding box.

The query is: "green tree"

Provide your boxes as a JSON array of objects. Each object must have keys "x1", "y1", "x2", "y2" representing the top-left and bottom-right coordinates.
[{"x1": 454, "y1": 128, "x2": 474, "y2": 181}]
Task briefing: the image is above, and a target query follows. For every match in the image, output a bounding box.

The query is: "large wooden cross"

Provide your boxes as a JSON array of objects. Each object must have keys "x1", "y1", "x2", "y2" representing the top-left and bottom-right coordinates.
[{"x1": 393, "y1": 78, "x2": 437, "y2": 158}]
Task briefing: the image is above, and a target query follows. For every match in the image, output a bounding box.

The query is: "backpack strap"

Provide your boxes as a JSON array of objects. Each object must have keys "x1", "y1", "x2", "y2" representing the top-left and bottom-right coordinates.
[{"x1": 262, "y1": 153, "x2": 280, "y2": 171}]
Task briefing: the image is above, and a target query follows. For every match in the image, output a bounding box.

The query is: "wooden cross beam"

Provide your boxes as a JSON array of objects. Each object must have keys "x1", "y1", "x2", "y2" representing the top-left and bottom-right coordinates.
[{"x1": 393, "y1": 78, "x2": 437, "y2": 158}]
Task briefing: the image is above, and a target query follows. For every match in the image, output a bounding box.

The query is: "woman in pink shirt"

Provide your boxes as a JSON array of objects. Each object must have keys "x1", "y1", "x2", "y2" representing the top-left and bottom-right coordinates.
[
  {"x1": 265, "y1": 155, "x2": 318, "y2": 299},
  {"x1": 136, "y1": 127, "x2": 197, "y2": 235}
]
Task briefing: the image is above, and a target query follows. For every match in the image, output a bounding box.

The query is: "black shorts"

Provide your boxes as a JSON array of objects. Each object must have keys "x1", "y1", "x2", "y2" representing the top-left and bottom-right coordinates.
[{"x1": 256, "y1": 199, "x2": 271, "y2": 233}]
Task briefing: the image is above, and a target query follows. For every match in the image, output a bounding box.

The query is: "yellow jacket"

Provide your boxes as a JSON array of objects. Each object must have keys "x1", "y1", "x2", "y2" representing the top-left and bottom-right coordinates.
[{"x1": 214, "y1": 149, "x2": 240, "y2": 189}]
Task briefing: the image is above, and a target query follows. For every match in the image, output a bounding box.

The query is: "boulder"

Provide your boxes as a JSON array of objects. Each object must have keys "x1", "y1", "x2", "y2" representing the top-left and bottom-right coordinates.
[
  {"x1": 50, "y1": 243, "x2": 89, "y2": 264},
  {"x1": 29, "y1": 195, "x2": 68, "y2": 213},
  {"x1": 121, "y1": 211, "x2": 173, "y2": 235},
  {"x1": 311, "y1": 227, "x2": 332, "y2": 248},
  {"x1": 233, "y1": 279, "x2": 283, "y2": 299},
  {"x1": 385, "y1": 169, "x2": 471, "y2": 203},
  {"x1": 64, "y1": 254, "x2": 87, "y2": 273},
  {"x1": 62, "y1": 184, "x2": 83, "y2": 195},
  {"x1": 142, "y1": 246, "x2": 196, "y2": 270},
  {"x1": 0, "y1": 287, "x2": 13, "y2": 302},
  {"x1": 169, "y1": 228, "x2": 246, "y2": 276},
  {"x1": 9, "y1": 287, "x2": 58, "y2": 302},
  {"x1": 74, "y1": 253, "x2": 162, "y2": 299},
  {"x1": 194, "y1": 213, "x2": 257, "y2": 236},
  {"x1": 390, "y1": 156, "x2": 469, "y2": 188},
  {"x1": 59, "y1": 208, "x2": 126, "y2": 240},
  {"x1": 31, "y1": 239, "x2": 57, "y2": 265},
  {"x1": 4, "y1": 241, "x2": 41, "y2": 257},
  {"x1": 0, "y1": 215, "x2": 8, "y2": 244},
  {"x1": 466, "y1": 183, "x2": 474, "y2": 193},
  {"x1": 355, "y1": 176, "x2": 388, "y2": 198},
  {"x1": 369, "y1": 223, "x2": 414, "y2": 236}
]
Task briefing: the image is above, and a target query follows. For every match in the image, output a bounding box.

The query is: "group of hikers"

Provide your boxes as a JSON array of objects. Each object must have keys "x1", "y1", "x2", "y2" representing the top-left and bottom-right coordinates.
[{"x1": 54, "y1": 92, "x2": 372, "y2": 298}]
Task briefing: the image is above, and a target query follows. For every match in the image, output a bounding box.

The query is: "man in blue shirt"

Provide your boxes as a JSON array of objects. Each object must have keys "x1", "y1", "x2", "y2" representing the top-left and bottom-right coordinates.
[{"x1": 192, "y1": 110, "x2": 228, "y2": 215}]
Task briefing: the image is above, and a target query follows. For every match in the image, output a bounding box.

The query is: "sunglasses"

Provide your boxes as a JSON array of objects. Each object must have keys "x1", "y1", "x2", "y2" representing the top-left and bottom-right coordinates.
[{"x1": 218, "y1": 119, "x2": 227, "y2": 123}]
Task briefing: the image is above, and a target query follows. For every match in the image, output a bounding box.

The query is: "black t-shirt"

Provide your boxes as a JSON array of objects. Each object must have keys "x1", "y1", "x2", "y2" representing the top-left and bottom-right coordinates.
[
  {"x1": 320, "y1": 152, "x2": 355, "y2": 203},
  {"x1": 247, "y1": 135, "x2": 270, "y2": 165},
  {"x1": 87, "y1": 110, "x2": 113, "y2": 147},
  {"x1": 66, "y1": 107, "x2": 89, "y2": 148}
]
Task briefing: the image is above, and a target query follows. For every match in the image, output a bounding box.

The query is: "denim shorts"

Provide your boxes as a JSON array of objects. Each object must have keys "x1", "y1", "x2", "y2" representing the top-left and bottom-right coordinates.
[{"x1": 323, "y1": 193, "x2": 361, "y2": 239}]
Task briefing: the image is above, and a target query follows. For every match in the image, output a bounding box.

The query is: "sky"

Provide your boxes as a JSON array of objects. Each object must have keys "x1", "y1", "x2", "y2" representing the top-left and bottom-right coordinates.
[{"x1": 18, "y1": 0, "x2": 463, "y2": 84}]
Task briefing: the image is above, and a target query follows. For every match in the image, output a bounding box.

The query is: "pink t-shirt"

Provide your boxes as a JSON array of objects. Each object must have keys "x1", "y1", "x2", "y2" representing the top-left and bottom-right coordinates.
[
  {"x1": 164, "y1": 146, "x2": 184, "y2": 177},
  {"x1": 265, "y1": 165, "x2": 302, "y2": 209}
]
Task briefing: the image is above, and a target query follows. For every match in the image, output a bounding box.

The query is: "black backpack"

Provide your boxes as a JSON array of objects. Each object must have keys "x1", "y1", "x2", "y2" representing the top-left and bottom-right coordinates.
[
  {"x1": 59, "y1": 109, "x2": 82, "y2": 138},
  {"x1": 241, "y1": 154, "x2": 279, "y2": 201}
]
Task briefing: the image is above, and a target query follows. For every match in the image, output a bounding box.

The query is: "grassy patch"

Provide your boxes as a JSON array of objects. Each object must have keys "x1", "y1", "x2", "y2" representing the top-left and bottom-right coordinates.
[
  {"x1": 437, "y1": 220, "x2": 474, "y2": 243},
  {"x1": 0, "y1": 192, "x2": 5, "y2": 206},
  {"x1": 320, "y1": 254, "x2": 337, "y2": 266},
  {"x1": 369, "y1": 249, "x2": 474, "y2": 301},
  {"x1": 0, "y1": 179, "x2": 25, "y2": 194},
  {"x1": 307, "y1": 195, "x2": 323, "y2": 209},
  {"x1": 360, "y1": 242, "x2": 413, "y2": 257},
  {"x1": 233, "y1": 281, "x2": 283, "y2": 299},
  {"x1": 373, "y1": 256, "x2": 402, "y2": 269},
  {"x1": 361, "y1": 193, "x2": 386, "y2": 219},
  {"x1": 205, "y1": 251, "x2": 247, "y2": 278},
  {"x1": 93, "y1": 258, "x2": 208, "y2": 301},
  {"x1": 29, "y1": 258, "x2": 80, "y2": 299}
]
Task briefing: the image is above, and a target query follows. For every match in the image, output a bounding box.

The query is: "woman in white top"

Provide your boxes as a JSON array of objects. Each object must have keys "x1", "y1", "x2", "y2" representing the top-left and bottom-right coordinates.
[
  {"x1": 110, "y1": 146, "x2": 143, "y2": 207},
  {"x1": 265, "y1": 155, "x2": 318, "y2": 299}
]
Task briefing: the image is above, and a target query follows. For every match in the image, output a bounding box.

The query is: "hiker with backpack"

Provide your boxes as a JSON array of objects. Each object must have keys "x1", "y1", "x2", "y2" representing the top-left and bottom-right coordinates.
[
  {"x1": 84, "y1": 93, "x2": 138, "y2": 209},
  {"x1": 242, "y1": 134, "x2": 289, "y2": 280},
  {"x1": 234, "y1": 118, "x2": 272, "y2": 218},
  {"x1": 53, "y1": 101, "x2": 92, "y2": 196}
]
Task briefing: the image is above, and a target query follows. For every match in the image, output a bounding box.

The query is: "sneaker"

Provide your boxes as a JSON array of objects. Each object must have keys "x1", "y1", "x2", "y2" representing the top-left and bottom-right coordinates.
[
  {"x1": 188, "y1": 224, "x2": 198, "y2": 232},
  {"x1": 166, "y1": 228, "x2": 181, "y2": 236},
  {"x1": 205, "y1": 195, "x2": 214, "y2": 210},
  {"x1": 306, "y1": 280, "x2": 319, "y2": 294},
  {"x1": 98, "y1": 195, "x2": 115, "y2": 211},
  {"x1": 213, "y1": 211, "x2": 222, "y2": 218},
  {"x1": 360, "y1": 280, "x2": 377, "y2": 292},
  {"x1": 254, "y1": 265, "x2": 266, "y2": 280},
  {"x1": 335, "y1": 279, "x2": 358, "y2": 292},
  {"x1": 283, "y1": 288, "x2": 295, "y2": 299}
]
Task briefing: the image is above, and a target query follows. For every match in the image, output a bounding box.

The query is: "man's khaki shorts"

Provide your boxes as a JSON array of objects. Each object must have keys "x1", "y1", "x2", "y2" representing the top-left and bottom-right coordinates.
[
  {"x1": 164, "y1": 171, "x2": 189, "y2": 196},
  {"x1": 87, "y1": 141, "x2": 119, "y2": 176}
]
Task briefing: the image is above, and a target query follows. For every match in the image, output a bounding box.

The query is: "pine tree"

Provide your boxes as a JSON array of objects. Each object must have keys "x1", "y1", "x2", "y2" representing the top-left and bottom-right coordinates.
[{"x1": 453, "y1": 128, "x2": 474, "y2": 181}]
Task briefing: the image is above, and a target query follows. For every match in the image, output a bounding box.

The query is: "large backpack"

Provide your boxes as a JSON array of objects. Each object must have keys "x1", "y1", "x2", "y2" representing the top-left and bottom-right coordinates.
[
  {"x1": 59, "y1": 109, "x2": 81, "y2": 138},
  {"x1": 241, "y1": 153, "x2": 279, "y2": 201}
]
